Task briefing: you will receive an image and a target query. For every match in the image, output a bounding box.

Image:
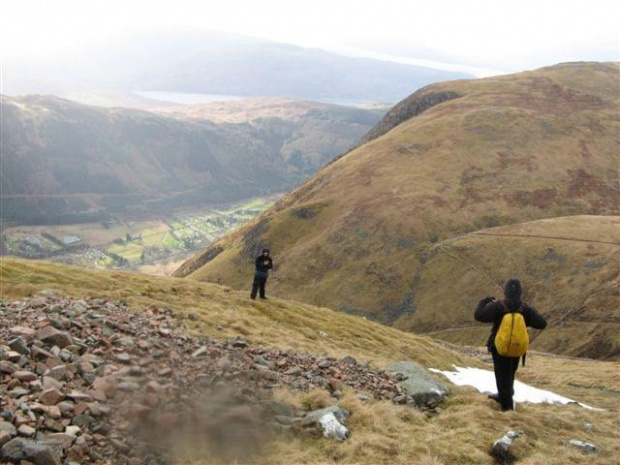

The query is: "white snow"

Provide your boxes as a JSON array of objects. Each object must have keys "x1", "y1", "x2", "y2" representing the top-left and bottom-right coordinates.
[{"x1": 429, "y1": 366, "x2": 601, "y2": 410}]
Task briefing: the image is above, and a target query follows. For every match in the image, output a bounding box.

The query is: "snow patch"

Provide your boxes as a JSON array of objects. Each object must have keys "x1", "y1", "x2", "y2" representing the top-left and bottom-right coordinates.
[{"x1": 429, "y1": 366, "x2": 601, "y2": 410}]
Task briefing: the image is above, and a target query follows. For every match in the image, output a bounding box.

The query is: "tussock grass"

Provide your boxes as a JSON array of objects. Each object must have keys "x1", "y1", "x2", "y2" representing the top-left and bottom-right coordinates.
[
  {"x1": 1, "y1": 257, "x2": 618, "y2": 464},
  {"x1": 0, "y1": 257, "x2": 469, "y2": 369},
  {"x1": 263, "y1": 386, "x2": 619, "y2": 465}
]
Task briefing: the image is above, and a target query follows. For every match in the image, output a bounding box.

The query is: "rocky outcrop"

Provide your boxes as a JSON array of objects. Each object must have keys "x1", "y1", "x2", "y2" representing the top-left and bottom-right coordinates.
[
  {"x1": 387, "y1": 361, "x2": 449, "y2": 408},
  {"x1": 356, "y1": 90, "x2": 461, "y2": 147}
]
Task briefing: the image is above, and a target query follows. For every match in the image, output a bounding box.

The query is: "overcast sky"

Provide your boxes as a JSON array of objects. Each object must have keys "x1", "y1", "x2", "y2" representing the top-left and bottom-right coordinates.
[{"x1": 1, "y1": 0, "x2": 618, "y2": 77}]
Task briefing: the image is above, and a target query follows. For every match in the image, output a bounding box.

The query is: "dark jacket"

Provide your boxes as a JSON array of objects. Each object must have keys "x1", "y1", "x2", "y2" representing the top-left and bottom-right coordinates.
[
  {"x1": 255, "y1": 255, "x2": 273, "y2": 278},
  {"x1": 475, "y1": 297, "x2": 547, "y2": 353}
]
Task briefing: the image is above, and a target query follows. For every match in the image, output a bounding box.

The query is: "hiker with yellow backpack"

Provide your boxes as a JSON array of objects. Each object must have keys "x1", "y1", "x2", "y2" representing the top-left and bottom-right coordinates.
[{"x1": 475, "y1": 278, "x2": 547, "y2": 411}]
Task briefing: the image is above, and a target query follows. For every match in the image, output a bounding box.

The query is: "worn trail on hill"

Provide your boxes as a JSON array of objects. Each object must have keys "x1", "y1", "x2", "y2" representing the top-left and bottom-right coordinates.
[{"x1": 473, "y1": 232, "x2": 620, "y2": 246}]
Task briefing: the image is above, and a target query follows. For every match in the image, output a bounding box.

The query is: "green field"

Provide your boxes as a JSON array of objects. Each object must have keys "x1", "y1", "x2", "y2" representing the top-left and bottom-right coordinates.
[{"x1": 2, "y1": 196, "x2": 277, "y2": 273}]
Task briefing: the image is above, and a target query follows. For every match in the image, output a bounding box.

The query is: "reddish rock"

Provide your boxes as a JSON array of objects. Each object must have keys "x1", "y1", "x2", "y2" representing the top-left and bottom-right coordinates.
[
  {"x1": 9, "y1": 326, "x2": 37, "y2": 338},
  {"x1": 36, "y1": 326, "x2": 74, "y2": 349},
  {"x1": 39, "y1": 388, "x2": 64, "y2": 406}
]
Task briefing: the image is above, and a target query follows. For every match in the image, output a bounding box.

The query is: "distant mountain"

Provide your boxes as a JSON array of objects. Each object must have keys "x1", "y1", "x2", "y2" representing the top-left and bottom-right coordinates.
[
  {"x1": 4, "y1": 31, "x2": 471, "y2": 103},
  {"x1": 140, "y1": 39, "x2": 471, "y2": 103},
  {"x1": 0, "y1": 95, "x2": 384, "y2": 224},
  {"x1": 156, "y1": 97, "x2": 391, "y2": 123},
  {"x1": 175, "y1": 62, "x2": 620, "y2": 359}
]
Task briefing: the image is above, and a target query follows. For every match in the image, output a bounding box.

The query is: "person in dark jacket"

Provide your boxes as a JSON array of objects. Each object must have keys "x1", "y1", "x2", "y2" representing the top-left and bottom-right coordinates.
[
  {"x1": 474, "y1": 278, "x2": 547, "y2": 411},
  {"x1": 250, "y1": 248, "x2": 273, "y2": 300}
]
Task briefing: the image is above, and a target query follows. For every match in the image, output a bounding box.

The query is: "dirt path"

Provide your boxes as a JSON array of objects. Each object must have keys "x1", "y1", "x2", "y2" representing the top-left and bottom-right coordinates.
[{"x1": 474, "y1": 231, "x2": 620, "y2": 246}]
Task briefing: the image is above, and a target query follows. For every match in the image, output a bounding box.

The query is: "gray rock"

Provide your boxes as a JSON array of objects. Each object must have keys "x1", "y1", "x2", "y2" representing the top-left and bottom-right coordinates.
[
  {"x1": 492, "y1": 430, "x2": 523, "y2": 461},
  {"x1": 387, "y1": 361, "x2": 449, "y2": 408},
  {"x1": 284, "y1": 366, "x2": 302, "y2": 376},
  {"x1": 0, "y1": 422, "x2": 17, "y2": 437},
  {"x1": 1, "y1": 438, "x2": 62, "y2": 465},
  {"x1": 35, "y1": 326, "x2": 73, "y2": 349},
  {"x1": 303, "y1": 406, "x2": 350, "y2": 441},
  {"x1": 43, "y1": 433, "x2": 75, "y2": 450},
  {"x1": 303, "y1": 405, "x2": 350, "y2": 425},
  {"x1": 253, "y1": 355, "x2": 274, "y2": 369},
  {"x1": 568, "y1": 439, "x2": 597, "y2": 454},
  {"x1": 191, "y1": 346, "x2": 207, "y2": 358},
  {"x1": 115, "y1": 352, "x2": 131, "y2": 364},
  {"x1": 232, "y1": 336, "x2": 249, "y2": 348},
  {"x1": 8, "y1": 337, "x2": 30, "y2": 355},
  {"x1": 0, "y1": 431, "x2": 11, "y2": 447}
]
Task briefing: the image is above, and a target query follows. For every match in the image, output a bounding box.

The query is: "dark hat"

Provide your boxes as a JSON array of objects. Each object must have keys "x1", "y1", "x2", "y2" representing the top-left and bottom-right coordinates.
[
  {"x1": 262, "y1": 248, "x2": 270, "y2": 253},
  {"x1": 504, "y1": 278, "x2": 522, "y2": 300}
]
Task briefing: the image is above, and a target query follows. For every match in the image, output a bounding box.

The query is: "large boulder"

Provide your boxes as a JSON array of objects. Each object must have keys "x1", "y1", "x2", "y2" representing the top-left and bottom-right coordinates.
[
  {"x1": 1, "y1": 438, "x2": 62, "y2": 465},
  {"x1": 387, "y1": 361, "x2": 449, "y2": 408}
]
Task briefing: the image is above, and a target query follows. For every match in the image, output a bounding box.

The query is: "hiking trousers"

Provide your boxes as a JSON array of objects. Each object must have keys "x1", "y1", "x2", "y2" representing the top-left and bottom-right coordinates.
[
  {"x1": 251, "y1": 276, "x2": 267, "y2": 299},
  {"x1": 492, "y1": 351, "x2": 519, "y2": 411}
]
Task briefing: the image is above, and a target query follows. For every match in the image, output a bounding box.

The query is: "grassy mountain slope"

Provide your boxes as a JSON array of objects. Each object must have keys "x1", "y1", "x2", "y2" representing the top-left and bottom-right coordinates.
[
  {"x1": 175, "y1": 62, "x2": 619, "y2": 358},
  {"x1": 157, "y1": 97, "x2": 388, "y2": 124},
  {"x1": 399, "y1": 215, "x2": 620, "y2": 359},
  {"x1": 1, "y1": 257, "x2": 618, "y2": 464},
  {"x1": 0, "y1": 257, "x2": 466, "y2": 369},
  {"x1": 0, "y1": 95, "x2": 382, "y2": 224}
]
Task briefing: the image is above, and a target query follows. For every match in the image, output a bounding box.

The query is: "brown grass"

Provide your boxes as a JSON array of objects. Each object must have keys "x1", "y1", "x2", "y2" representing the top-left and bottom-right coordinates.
[
  {"x1": 1, "y1": 257, "x2": 618, "y2": 464},
  {"x1": 176, "y1": 63, "x2": 620, "y2": 362},
  {"x1": 400, "y1": 215, "x2": 620, "y2": 359},
  {"x1": 0, "y1": 257, "x2": 469, "y2": 369}
]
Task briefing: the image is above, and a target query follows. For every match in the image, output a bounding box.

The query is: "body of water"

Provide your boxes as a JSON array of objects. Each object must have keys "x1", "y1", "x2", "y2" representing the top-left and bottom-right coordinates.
[
  {"x1": 136, "y1": 91, "x2": 246, "y2": 104},
  {"x1": 135, "y1": 91, "x2": 383, "y2": 108}
]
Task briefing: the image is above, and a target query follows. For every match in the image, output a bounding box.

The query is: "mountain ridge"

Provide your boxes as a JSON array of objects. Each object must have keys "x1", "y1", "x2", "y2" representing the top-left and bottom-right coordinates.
[
  {"x1": 174, "y1": 62, "x2": 620, "y2": 359},
  {"x1": 5, "y1": 31, "x2": 471, "y2": 103},
  {"x1": 0, "y1": 94, "x2": 384, "y2": 224}
]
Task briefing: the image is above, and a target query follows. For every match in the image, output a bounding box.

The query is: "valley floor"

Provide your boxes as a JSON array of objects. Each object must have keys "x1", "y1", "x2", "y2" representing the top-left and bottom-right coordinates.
[{"x1": 1, "y1": 195, "x2": 277, "y2": 276}]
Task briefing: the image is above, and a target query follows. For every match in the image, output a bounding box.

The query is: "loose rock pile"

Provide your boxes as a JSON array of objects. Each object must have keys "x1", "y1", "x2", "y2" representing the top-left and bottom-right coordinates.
[{"x1": 0, "y1": 296, "x2": 411, "y2": 464}]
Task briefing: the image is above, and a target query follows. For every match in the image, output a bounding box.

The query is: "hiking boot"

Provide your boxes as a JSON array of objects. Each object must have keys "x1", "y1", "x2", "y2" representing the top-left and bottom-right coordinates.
[
  {"x1": 488, "y1": 393, "x2": 501, "y2": 404},
  {"x1": 260, "y1": 296, "x2": 268, "y2": 300}
]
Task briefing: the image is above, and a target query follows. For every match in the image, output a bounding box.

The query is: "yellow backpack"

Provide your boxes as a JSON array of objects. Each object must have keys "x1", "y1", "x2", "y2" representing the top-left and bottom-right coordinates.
[{"x1": 494, "y1": 301, "x2": 529, "y2": 357}]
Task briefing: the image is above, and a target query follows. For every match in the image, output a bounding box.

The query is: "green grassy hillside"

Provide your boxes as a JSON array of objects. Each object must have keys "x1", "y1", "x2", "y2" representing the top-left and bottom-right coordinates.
[{"x1": 175, "y1": 62, "x2": 619, "y2": 359}]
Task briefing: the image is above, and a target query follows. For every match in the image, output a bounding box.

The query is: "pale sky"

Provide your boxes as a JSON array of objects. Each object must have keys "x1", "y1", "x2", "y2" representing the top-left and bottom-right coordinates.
[{"x1": 1, "y1": 0, "x2": 618, "y2": 77}]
